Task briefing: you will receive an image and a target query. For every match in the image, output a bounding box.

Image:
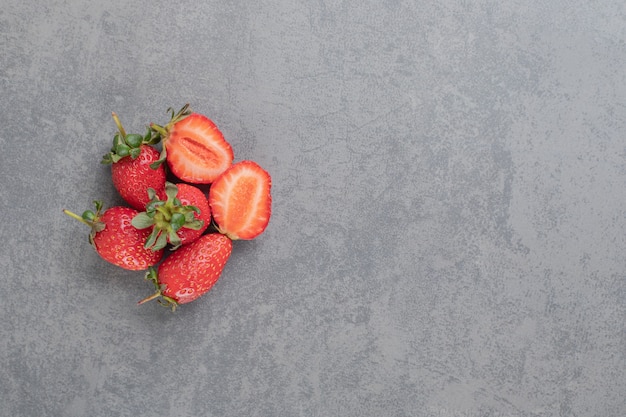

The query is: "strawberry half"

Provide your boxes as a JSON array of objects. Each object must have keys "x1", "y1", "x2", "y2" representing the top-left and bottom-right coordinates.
[
  {"x1": 208, "y1": 160, "x2": 272, "y2": 240},
  {"x1": 102, "y1": 112, "x2": 166, "y2": 210},
  {"x1": 131, "y1": 182, "x2": 210, "y2": 251},
  {"x1": 63, "y1": 201, "x2": 164, "y2": 270},
  {"x1": 138, "y1": 233, "x2": 232, "y2": 310},
  {"x1": 150, "y1": 105, "x2": 234, "y2": 184}
]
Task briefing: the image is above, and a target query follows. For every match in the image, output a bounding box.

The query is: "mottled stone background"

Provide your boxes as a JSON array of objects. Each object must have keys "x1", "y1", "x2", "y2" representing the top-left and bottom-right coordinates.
[{"x1": 1, "y1": 0, "x2": 625, "y2": 416}]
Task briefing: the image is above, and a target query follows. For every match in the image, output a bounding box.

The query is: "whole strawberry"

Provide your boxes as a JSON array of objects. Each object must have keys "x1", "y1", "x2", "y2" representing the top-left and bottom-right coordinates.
[
  {"x1": 63, "y1": 201, "x2": 164, "y2": 270},
  {"x1": 132, "y1": 182, "x2": 211, "y2": 251},
  {"x1": 138, "y1": 233, "x2": 232, "y2": 310},
  {"x1": 102, "y1": 112, "x2": 166, "y2": 210}
]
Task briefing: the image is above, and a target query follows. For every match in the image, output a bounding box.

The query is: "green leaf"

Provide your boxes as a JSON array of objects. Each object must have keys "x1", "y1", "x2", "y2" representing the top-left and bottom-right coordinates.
[
  {"x1": 184, "y1": 211, "x2": 196, "y2": 222},
  {"x1": 125, "y1": 133, "x2": 143, "y2": 148},
  {"x1": 116, "y1": 143, "x2": 130, "y2": 157},
  {"x1": 145, "y1": 200, "x2": 162, "y2": 214},
  {"x1": 164, "y1": 182, "x2": 178, "y2": 201},
  {"x1": 132, "y1": 212, "x2": 155, "y2": 229},
  {"x1": 153, "y1": 232, "x2": 168, "y2": 251},
  {"x1": 112, "y1": 133, "x2": 123, "y2": 148},
  {"x1": 144, "y1": 228, "x2": 160, "y2": 250},
  {"x1": 147, "y1": 135, "x2": 161, "y2": 146},
  {"x1": 101, "y1": 153, "x2": 113, "y2": 165},
  {"x1": 170, "y1": 213, "x2": 185, "y2": 231},
  {"x1": 145, "y1": 267, "x2": 158, "y2": 284},
  {"x1": 82, "y1": 210, "x2": 96, "y2": 222},
  {"x1": 150, "y1": 158, "x2": 164, "y2": 170},
  {"x1": 148, "y1": 136, "x2": 161, "y2": 146},
  {"x1": 129, "y1": 147, "x2": 141, "y2": 159},
  {"x1": 145, "y1": 126, "x2": 161, "y2": 145},
  {"x1": 184, "y1": 219, "x2": 204, "y2": 231},
  {"x1": 168, "y1": 230, "x2": 182, "y2": 250},
  {"x1": 93, "y1": 201, "x2": 104, "y2": 213},
  {"x1": 149, "y1": 147, "x2": 167, "y2": 170}
]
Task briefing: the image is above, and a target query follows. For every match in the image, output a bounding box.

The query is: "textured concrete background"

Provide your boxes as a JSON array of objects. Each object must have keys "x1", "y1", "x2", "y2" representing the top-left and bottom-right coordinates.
[{"x1": 1, "y1": 0, "x2": 625, "y2": 416}]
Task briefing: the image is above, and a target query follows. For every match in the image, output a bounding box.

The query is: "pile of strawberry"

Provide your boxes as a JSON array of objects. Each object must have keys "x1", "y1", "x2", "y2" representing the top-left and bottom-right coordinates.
[{"x1": 64, "y1": 105, "x2": 271, "y2": 311}]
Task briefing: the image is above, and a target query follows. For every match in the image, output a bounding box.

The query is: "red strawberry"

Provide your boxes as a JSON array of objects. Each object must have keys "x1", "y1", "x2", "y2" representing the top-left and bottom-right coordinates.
[
  {"x1": 63, "y1": 201, "x2": 164, "y2": 270},
  {"x1": 131, "y1": 182, "x2": 210, "y2": 251},
  {"x1": 150, "y1": 104, "x2": 234, "y2": 184},
  {"x1": 208, "y1": 160, "x2": 272, "y2": 240},
  {"x1": 138, "y1": 233, "x2": 232, "y2": 310},
  {"x1": 102, "y1": 112, "x2": 166, "y2": 210}
]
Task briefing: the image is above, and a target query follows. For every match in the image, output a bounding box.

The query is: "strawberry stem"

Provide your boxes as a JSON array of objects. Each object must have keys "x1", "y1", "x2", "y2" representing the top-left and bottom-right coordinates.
[
  {"x1": 138, "y1": 267, "x2": 179, "y2": 311},
  {"x1": 137, "y1": 291, "x2": 179, "y2": 312},
  {"x1": 62, "y1": 209, "x2": 90, "y2": 226},
  {"x1": 111, "y1": 112, "x2": 127, "y2": 137},
  {"x1": 137, "y1": 292, "x2": 161, "y2": 305},
  {"x1": 149, "y1": 122, "x2": 168, "y2": 137},
  {"x1": 63, "y1": 202, "x2": 106, "y2": 248}
]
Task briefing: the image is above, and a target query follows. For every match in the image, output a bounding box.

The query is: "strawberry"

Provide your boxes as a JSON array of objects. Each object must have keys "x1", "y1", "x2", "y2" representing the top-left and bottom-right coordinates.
[
  {"x1": 131, "y1": 182, "x2": 210, "y2": 251},
  {"x1": 150, "y1": 104, "x2": 234, "y2": 184},
  {"x1": 63, "y1": 201, "x2": 164, "y2": 270},
  {"x1": 208, "y1": 160, "x2": 272, "y2": 240},
  {"x1": 102, "y1": 112, "x2": 166, "y2": 210},
  {"x1": 138, "y1": 233, "x2": 232, "y2": 310}
]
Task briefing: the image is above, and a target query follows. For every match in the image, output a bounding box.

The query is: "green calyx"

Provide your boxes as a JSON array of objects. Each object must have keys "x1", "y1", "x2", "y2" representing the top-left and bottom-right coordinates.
[
  {"x1": 148, "y1": 104, "x2": 192, "y2": 170},
  {"x1": 137, "y1": 267, "x2": 178, "y2": 312},
  {"x1": 63, "y1": 200, "x2": 106, "y2": 247},
  {"x1": 101, "y1": 112, "x2": 161, "y2": 165},
  {"x1": 131, "y1": 182, "x2": 204, "y2": 251}
]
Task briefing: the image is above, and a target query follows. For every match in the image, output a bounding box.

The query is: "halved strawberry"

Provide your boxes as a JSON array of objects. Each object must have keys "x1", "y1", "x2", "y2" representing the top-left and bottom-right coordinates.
[
  {"x1": 208, "y1": 160, "x2": 272, "y2": 240},
  {"x1": 150, "y1": 105, "x2": 234, "y2": 184}
]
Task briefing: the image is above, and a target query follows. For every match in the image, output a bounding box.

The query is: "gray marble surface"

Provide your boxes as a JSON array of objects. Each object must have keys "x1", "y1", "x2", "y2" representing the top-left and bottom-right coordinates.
[{"x1": 1, "y1": 1, "x2": 625, "y2": 416}]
